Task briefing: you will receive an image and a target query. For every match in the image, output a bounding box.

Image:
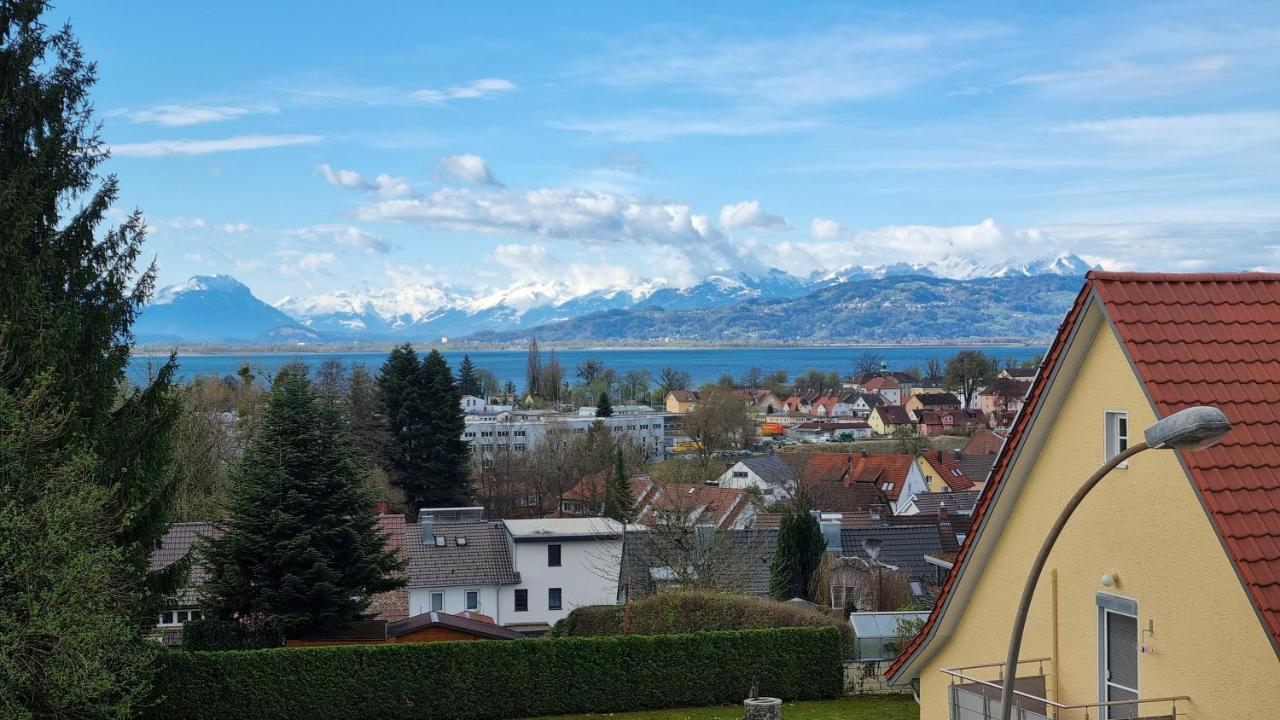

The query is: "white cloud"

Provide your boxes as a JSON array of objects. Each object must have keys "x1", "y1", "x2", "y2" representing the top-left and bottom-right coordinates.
[
  {"x1": 169, "y1": 217, "x2": 208, "y2": 230},
  {"x1": 413, "y1": 78, "x2": 517, "y2": 103},
  {"x1": 434, "y1": 154, "x2": 503, "y2": 187},
  {"x1": 121, "y1": 104, "x2": 278, "y2": 126},
  {"x1": 280, "y1": 252, "x2": 338, "y2": 276},
  {"x1": 286, "y1": 224, "x2": 393, "y2": 254},
  {"x1": 111, "y1": 134, "x2": 322, "y2": 157},
  {"x1": 222, "y1": 222, "x2": 252, "y2": 234},
  {"x1": 719, "y1": 200, "x2": 789, "y2": 231},
  {"x1": 234, "y1": 258, "x2": 268, "y2": 273},
  {"x1": 550, "y1": 112, "x2": 821, "y2": 142},
  {"x1": 1058, "y1": 112, "x2": 1280, "y2": 154},
  {"x1": 809, "y1": 217, "x2": 847, "y2": 238},
  {"x1": 316, "y1": 164, "x2": 411, "y2": 197}
]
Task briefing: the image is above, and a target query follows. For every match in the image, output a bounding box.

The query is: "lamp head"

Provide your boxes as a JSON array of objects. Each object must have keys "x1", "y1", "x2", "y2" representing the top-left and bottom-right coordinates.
[{"x1": 1144, "y1": 406, "x2": 1232, "y2": 451}]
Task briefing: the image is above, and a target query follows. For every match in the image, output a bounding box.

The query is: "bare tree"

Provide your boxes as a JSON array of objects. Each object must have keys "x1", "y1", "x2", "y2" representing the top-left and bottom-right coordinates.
[
  {"x1": 854, "y1": 351, "x2": 885, "y2": 376},
  {"x1": 924, "y1": 357, "x2": 944, "y2": 381},
  {"x1": 683, "y1": 386, "x2": 752, "y2": 465},
  {"x1": 657, "y1": 367, "x2": 691, "y2": 396}
]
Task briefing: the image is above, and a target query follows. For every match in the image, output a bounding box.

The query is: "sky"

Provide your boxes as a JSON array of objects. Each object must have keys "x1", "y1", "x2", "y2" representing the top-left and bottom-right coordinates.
[{"x1": 57, "y1": 0, "x2": 1280, "y2": 309}]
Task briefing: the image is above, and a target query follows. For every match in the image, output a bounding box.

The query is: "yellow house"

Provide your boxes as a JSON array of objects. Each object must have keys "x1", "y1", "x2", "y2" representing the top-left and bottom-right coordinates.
[
  {"x1": 916, "y1": 450, "x2": 977, "y2": 494},
  {"x1": 869, "y1": 405, "x2": 912, "y2": 436},
  {"x1": 887, "y1": 271, "x2": 1280, "y2": 720},
  {"x1": 664, "y1": 389, "x2": 699, "y2": 414}
]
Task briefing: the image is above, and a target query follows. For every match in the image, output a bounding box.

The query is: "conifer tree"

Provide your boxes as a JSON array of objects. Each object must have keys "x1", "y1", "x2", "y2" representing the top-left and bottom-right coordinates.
[
  {"x1": 602, "y1": 448, "x2": 634, "y2": 522},
  {"x1": 377, "y1": 343, "x2": 420, "y2": 430},
  {"x1": 348, "y1": 363, "x2": 389, "y2": 466},
  {"x1": 200, "y1": 365, "x2": 404, "y2": 638},
  {"x1": 458, "y1": 354, "x2": 481, "y2": 397},
  {"x1": 768, "y1": 505, "x2": 827, "y2": 602},
  {"x1": 596, "y1": 391, "x2": 614, "y2": 417},
  {"x1": 393, "y1": 350, "x2": 471, "y2": 512},
  {"x1": 0, "y1": 0, "x2": 182, "y2": 619}
]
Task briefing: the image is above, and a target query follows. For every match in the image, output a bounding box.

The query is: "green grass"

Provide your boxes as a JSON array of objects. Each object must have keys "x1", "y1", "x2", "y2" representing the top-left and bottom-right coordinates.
[{"x1": 518, "y1": 695, "x2": 917, "y2": 720}]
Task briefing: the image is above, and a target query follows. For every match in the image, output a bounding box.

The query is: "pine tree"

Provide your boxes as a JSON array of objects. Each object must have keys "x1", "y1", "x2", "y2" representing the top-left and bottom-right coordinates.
[
  {"x1": 199, "y1": 366, "x2": 404, "y2": 638},
  {"x1": 602, "y1": 449, "x2": 634, "y2": 522},
  {"x1": 458, "y1": 354, "x2": 481, "y2": 397},
  {"x1": 768, "y1": 506, "x2": 827, "y2": 602},
  {"x1": 596, "y1": 391, "x2": 614, "y2": 417},
  {"x1": 393, "y1": 350, "x2": 471, "y2": 513},
  {"x1": 348, "y1": 363, "x2": 390, "y2": 466},
  {"x1": 377, "y1": 343, "x2": 420, "y2": 430},
  {"x1": 0, "y1": 1, "x2": 182, "y2": 621}
]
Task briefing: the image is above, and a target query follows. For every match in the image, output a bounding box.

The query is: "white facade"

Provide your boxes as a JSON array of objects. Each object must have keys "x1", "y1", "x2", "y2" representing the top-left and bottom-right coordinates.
[
  {"x1": 463, "y1": 410, "x2": 666, "y2": 465},
  {"x1": 498, "y1": 518, "x2": 625, "y2": 626},
  {"x1": 408, "y1": 584, "x2": 502, "y2": 619},
  {"x1": 460, "y1": 395, "x2": 514, "y2": 416},
  {"x1": 891, "y1": 466, "x2": 933, "y2": 514}
]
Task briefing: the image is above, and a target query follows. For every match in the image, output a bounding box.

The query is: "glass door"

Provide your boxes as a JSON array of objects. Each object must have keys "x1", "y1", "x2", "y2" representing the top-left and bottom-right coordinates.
[{"x1": 1101, "y1": 608, "x2": 1139, "y2": 719}]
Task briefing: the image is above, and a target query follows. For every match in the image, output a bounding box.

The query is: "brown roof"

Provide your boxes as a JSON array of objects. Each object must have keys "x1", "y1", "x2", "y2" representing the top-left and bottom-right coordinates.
[
  {"x1": 873, "y1": 405, "x2": 913, "y2": 426},
  {"x1": 404, "y1": 520, "x2": 520, "y2": 588},
  {"x1": 889, "y1": 271, "x2": 1280, "y2": 680},
  {"x1": 668, "y1": 389, "x2": 700, "y2": 403},
  {"x1": 801, "y1": 479, "x2": 888, "y2": 513},
  {"x1": 979, "y1": 377, "x2": 1031, "y2": 399},
  {"x1": 863, "y1": 376, "x2": 902, "y2": 391},
  {"x1": 913, "y1": 392, "x2": 961, "y2": 407},
  {"x1": 638, "y1": 483, "x2": 752, "y2": 529},
  {"x1": 961, "y1": 428, "x2": 1006, "y2": 455},
  {"x1": 848, "y1": 453, "x2": 917, "y2": 500},
  {"x1": 387, "y1": 611, "x2": 524, "y2": 640},
  {"x1": 919, "y1": 450, "x2": 976, "y2": 491},
  {"x1": 150, "y1": 522, "x2": 218, "y2": 606}
]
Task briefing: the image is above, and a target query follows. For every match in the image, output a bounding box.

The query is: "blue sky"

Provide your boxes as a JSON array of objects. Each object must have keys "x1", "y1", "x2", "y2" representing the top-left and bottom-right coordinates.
[{"x1": 58, "y1": 0, "x2": 1280, "y2": 309}]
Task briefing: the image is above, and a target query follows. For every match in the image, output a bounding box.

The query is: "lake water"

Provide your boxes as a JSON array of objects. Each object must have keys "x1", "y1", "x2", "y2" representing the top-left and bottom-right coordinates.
[{"x1": 130, "y1": 345, "x2": 1045, "y2": 389}]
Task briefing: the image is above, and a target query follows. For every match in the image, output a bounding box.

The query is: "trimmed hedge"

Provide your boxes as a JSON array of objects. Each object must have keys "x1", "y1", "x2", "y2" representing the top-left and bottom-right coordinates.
[
  {"x1": 146, "y1": 627, "x2": 842, "y2": 720},
  {"x1": 552, "y1": 590, "x2": 854, "y2": 657},
  {"x1": 181, "y1": 618, "x2": 285, "y2": 652}
]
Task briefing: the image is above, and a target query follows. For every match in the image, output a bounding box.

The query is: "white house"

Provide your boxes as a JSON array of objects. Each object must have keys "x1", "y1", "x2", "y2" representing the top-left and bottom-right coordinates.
[
  {"x1": 498, "y1": 518, "x2": 626, "y2": 628},
  {"x1": 460, "y1": 394, "x2": 514, "y2": 416},
  {"x1": 715, "y1": 455, "x2": 796, "y2": 503},
  {"x1": 464, "y1": 409, "x2": 666, "y2": 467},
  {"x1": 405, "y1": 508, "x2": 517, "y2": 619}
]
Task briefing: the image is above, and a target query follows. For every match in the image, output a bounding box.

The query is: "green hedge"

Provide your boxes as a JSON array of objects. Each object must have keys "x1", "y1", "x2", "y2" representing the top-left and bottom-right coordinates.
[
  {"x1": 181, "y1": 618, "x2": 285, "y2": 652},
  {"x1": 146, "y1": 627, "x2": 842, "y2": 720},
  {"x1": 552, "y1": 590, "x2": 854, "y2": 657}
]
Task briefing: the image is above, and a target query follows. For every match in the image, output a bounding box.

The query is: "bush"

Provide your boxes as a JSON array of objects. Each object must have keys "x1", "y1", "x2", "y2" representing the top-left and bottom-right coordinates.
[
  {"x1": 146, "y1": 627, "x2": 842, "y2": 720},
  {"x1": 553, "y1": 590, "x2": 854, "y2": 656},
  {"x1": 180, "y1": 618, "x2": 284, "y2": 652}
]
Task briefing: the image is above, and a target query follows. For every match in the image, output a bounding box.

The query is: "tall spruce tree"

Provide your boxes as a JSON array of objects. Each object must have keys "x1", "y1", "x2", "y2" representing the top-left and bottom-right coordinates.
[
  {"x1": 199, "y1": 365, "x2": 404, "y2": 638},
  {"x1": 602, "y1": 448, "x2": 634, "y2": 522},
  {"x1": 596, "y1": 391, "x2": 614, "y2": 417},
  {"x1": 768, "y1": 505, "x2": 827, "y2": 602},
  {"x1": 457, "y1": 354, "x2": 481, "y2": 397},
  {"x1": 0, "y1": 2, "x2": 181, "y2": 619},
  {"x1": 377, "y1": 343, "x2": 420, "y2": 428},
  {"x1": 393, "y1": 350, "x2": 471, "y2": 512}
]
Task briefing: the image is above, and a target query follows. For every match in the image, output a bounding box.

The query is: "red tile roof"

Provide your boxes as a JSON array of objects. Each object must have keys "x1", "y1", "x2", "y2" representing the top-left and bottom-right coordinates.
[
  {"x1": 848, "y1": 453, "x2": 917, "y2": 500},
  {"x1": 864, "y1": 376, "x2": 902, "y2": 391},
  {"x1": 874, "y1": 405, "x2": 913, "y2": 426},
  {"x1": 962, "y1": 428, "x2": 1006, "y2": 455},
  {"x1": 887, "y1": 271, "x2": 1280, "y2": 681},
  {"x1": 919, "y1": 450, "x2": 977, "y2": 491}
]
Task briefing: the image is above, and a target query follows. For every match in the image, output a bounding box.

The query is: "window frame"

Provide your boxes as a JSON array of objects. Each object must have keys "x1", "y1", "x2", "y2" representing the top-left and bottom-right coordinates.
[
  {"x1": 430, "y1": 591, "x2": 444, "y2": 612},
  {"x1": 548, "y1": 543, "x2": 562, "y2": 567},
  {"x1": 548, "y1": 587, "x2": 562, "y2": 611},
  {"x1": 514, "y1": 588, "x2": 528, "y2": 612},
  {"x1": 464, "y1": 589, "x2": 480, "y2": 611},
  {"x1": 1104, "y1": 410, "x2": 1130, "y2": 468}
]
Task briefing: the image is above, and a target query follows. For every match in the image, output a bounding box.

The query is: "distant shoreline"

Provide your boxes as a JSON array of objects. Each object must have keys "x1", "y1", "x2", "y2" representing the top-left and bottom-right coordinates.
[{"x1": 133, "y1": 338, "x2": 1048, "y2": 356}]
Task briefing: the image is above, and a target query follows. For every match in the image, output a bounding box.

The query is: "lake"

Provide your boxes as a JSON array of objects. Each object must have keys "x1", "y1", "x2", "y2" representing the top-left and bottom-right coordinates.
[{"x1": 130, "y1": 345, "x2": 1045, "y2": 389}]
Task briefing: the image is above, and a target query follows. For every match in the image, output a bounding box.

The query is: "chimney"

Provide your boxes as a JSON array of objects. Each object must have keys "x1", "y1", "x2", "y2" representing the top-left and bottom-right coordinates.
[{"x1": 420, "y1": 513, "x2": 435, "y2": 545}]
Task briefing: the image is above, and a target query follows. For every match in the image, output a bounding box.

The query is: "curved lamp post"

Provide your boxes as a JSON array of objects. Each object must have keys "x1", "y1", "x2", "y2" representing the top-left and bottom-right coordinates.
[{"x1": 998, "y1": 406, "x2": 1231, "y2": 720}]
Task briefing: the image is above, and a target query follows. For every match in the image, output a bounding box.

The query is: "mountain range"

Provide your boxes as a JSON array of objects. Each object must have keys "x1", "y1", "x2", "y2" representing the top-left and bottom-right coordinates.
[{"x1": 133, "y1": 253, "x2": 1095, "y2": 345}]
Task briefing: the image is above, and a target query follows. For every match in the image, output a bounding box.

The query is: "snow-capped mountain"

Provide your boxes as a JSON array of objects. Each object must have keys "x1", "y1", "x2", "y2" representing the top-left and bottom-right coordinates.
[
  {"x1": 137, "y1": 253, "x2": 1097, "y2": 345},
  {"x1": 138, "y1": 275, "x2": 319, "y2": 344}
]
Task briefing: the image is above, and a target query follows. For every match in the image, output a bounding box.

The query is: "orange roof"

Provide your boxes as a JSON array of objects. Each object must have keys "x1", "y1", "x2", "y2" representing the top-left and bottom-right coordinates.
[
  {"x1": 918, "y1": 450, "x2": 976, "y2": 491},
  {"x1": 863, "y1": 376, "x2": 902, "y2": 390},
  {"x1": 961, "y1": 428, "x2": 1006, "y2": 455},
  {"x1": 847, "y1": 453, "x2": 916, "y2": 500},
  {"x1": 638, "y1": 483, "x2": 750, "y2": 528},
  {"x1": 888, "y1": 271, "x2": 1280, "y2": 681}
]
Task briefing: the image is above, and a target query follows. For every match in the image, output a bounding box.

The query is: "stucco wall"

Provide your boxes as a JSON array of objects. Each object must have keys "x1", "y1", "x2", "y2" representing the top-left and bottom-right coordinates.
[{"x1": 917, "y1": 320, "x2": 1280, "y2": 719}]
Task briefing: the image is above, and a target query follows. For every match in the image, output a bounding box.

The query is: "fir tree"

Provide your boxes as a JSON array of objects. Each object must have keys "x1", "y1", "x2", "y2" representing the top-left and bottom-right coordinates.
[
  {"x1": 200, "y1": 366, "x2": 404, "y2": 638},
  {"x1": 602, "y1": 449, "x2": 634, "y2": 522},
  {"x1": 768, "y1": 505, "x2": 827, "y2": 602},
  {"x1": 393, "y1": 350, "x2": 471, "y2": 513},
  {"x1": 377, "y1": 343, "x2": 420, "y2": 431},
  {"x1": 458, "y1": 354, "x2": 482, "y2": 397},
  {"x1": 596, "y1": 391, "x2": 614, "y2": 417},
  {"x1": 0, "y1": 1, "x2": 182, "y2": 621},
  {"x1": 347, "y1": 363, "x2": 389, "y2": 466}
]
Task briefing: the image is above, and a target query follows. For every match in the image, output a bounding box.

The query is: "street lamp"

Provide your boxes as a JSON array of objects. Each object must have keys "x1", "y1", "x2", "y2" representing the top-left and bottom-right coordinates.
[{"x1": 998, "y1": 406, "x2": 1231, "y2": 720}]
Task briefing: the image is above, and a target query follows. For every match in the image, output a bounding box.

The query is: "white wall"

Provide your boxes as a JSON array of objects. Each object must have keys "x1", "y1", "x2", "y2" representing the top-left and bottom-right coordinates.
[
  {"x1": 408, "y1": 585, "x2": 501, "y2": 620},
  {"x1": 497, "y1": 538, "x2": 623, "y2": 626}
]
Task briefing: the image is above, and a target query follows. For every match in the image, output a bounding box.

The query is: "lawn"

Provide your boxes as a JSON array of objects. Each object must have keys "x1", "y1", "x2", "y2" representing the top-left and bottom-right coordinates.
[{"x1": 519, "y1": 695, "x2": 917, "y2": 720}]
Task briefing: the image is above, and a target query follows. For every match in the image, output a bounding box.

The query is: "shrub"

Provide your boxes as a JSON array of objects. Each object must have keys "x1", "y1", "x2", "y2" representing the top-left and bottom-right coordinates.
[
  {"x1": 180, "y1": 618, "x2": 284, "y2": 652},
  {"x1": 552, "y1": 590, "x2": 854, "y2": 656},
  {"x1": 146, "y1": 627, "x2": 842, "y2": 720}
]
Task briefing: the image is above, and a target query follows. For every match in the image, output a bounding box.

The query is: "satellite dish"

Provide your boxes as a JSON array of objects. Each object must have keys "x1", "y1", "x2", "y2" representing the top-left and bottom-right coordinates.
[{"x1": 862, "y1": 537, "x2": 883, "y2": 563}]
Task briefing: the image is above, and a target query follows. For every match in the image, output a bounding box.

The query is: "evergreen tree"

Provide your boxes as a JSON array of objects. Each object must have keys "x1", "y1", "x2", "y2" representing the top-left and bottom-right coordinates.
[
  {"x1": 393, "y1": 350, "x2": 471, "y2": 512},
  {"x1": 602, "y1": 449, "x2": 634, "y2": 522},
  {"x1": 0, "y1": 1, "x2": 182, "y2": 621},
  {"x1": 377, "y1": 343, "x2": 420, "y2": 430},
  {"x1": 768, "y1": 506, "x2": 827, "y2": 602},
  {"x1": 457, "y1": 354, "x2": 481, "y2": 397},
  {"x1": 596, "y1": 391, "x2": 614, "y2": 417},
  {"x1": 200, "y1": 366, "x2": 404, "y2": 638},
  {"x1": 348, "y1": 363, "x2": 389, "y2": 466}
]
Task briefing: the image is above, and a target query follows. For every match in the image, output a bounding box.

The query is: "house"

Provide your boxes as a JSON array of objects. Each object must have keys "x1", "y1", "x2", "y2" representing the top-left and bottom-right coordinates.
[
  {"x1": 634, "y1": 483, "x2": 757, "y2": 530},
  {"x1": 664, "y1": 389, "x2": 700, "y2": 413},
  {"x1": 895, "y1": 489, "x2": 982, "y2": 519},
  {"x1": 783, "y1": 390, "x2": 821, "y2": 415},
  {"x1": 916, "y1": 450, "x2": 976, "y2": 494},
  {"x1": 850, "y1": 370, "x2": 918, "y2": 392},
  {"x1": 795, "y1": 420, "x2": 874, "y2": 442},
  {"x1": 558, "y1": 470, "x2": 652, "y2": 517},
  {"x1": 998, "y1": 366, "x2": 1038, "y2": 381},
  {"x1": 405, "y1": 508, "x2": 518, "y2": 620},
  {"x1": 464, "y1": 409, "x2": 666, "y2": 467},
  {"x1": 500, "y1": 518, "x2": 626, "y2": 629},
  {"x1": 734, "y1": 388, "x2": 781, "y2": 414},
  {"x1": 460, "y1": 394, "x2": 513, "y2": 415},
  {"x1": 886, "y1": 272, "x2": 1280, "y2": 720},
  {"x1": 847, "y1": 452, "x2": 929, "y2": 513},
  {"x1": 716, "y1": 454, "x2": 796, "y2": 502},
  {"x1": 863, "y1": 376, "x2": 904, "y2": 405},
  {"x1": 149, "y1": 521, "x2": 218, "y2": 647},
  {"x1": 961, "y1": 427, "x2": 1005, "y2": 455},
  {"x1": 916, "y1": 408, "x2": 986, "y2": 436},
  {"x1": 904, "y1": 392, "x2": 961, "y2": 420},
  {"x1": 976, "y1": 377, "x2": 1031, "y2": 418},
  {"x1": 908, "y1": 375, "x2": 946, "y2": 397},
  {"x1": 868, "y1": 405, "x2": 913, "y2": 435},
  {"x1": 849, "y1": 392, "x2": 885, "y2": 418},
  {"x1": 620, "y1": 527, "x2": 779, "y2": 601}
]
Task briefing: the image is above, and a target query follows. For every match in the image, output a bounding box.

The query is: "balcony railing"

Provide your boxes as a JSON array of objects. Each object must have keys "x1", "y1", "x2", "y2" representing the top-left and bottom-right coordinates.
[{"x1": 941, "y1": 659, "x2": 1188, "y2": 720}]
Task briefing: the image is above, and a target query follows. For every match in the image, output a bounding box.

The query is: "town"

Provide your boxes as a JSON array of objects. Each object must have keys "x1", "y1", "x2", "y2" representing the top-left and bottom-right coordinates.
[{"x1": 5, "y1": 2, "x2": 1279, "y2": 720}]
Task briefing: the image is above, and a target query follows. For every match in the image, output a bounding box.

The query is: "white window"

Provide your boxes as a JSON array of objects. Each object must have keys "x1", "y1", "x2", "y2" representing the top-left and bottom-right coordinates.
[
  {"x1": 465, "y1": 590, "x2": 479, "y2": 611},
  {"x1": 1105, "y1": 411, "x2": 1129, "y2": 465},
  {"x1": 430, "y1": 592, "x2": 444, "y2": 612}
]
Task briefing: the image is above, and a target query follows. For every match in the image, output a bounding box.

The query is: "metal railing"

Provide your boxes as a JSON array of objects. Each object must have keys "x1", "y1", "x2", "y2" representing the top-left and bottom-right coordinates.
[{"x1": 941, "y1": 659, "x2": 1189, "y2": 720}]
